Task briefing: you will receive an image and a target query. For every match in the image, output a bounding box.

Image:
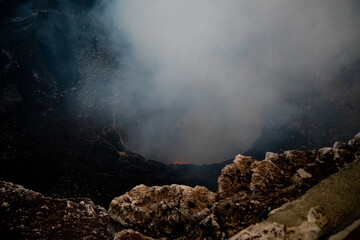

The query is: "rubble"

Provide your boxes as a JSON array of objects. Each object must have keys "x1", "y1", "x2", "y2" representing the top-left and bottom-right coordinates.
[
  {"x1": 108, "y1": 132, "x2": 360, "y2": 239},
  {"x1": 0, "y1": 181, "x2": 111, "y2": 240},
  {"x1": 1, "y1": 132, "x2": 359, "y2": 239}
]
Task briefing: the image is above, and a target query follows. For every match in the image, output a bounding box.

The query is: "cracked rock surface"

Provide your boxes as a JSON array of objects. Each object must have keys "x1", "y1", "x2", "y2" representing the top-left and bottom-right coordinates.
[
  {"x1": 108, "y1": 184, "x2": 218, "y2": 239},
  {"x1": 231, "y1": 207, "x2": 327, "y2": 240},
  {"x1": 231, "y1": 155, "x2": 360, "y2": 240},
  {"x1": 0, "y1": 181, "x2": 111, "y2": 240},
  {"x1": 109, "y1": 132, "x2": 360, "y2": 239}
]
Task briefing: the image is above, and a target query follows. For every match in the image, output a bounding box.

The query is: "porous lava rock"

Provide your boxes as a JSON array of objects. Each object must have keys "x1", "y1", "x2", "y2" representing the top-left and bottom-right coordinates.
[
  {"x1": 217, "y1": 155, "x2": 255, "y2": 198},
  {"x1": 214, "y1": 134, "x2": 358, "y2": 237},
  {"x1": 231, "y1": 155, "x2": 360, "y2": 240},
  {"x1": 108, "y1": 184, "x2": 218, "y2": 239},
  {"x1": 230, "y1": 207, "x2": 328, "y2": 240},
  {"x1": 0, "y1": 181, "x2": 111, "y2": 240},
  {"x1": 114, "y1": 229, "x2": 158, "y2": 240},
  {"x1": 109, "y1": 132, "x2": 360, "y2": 239}
]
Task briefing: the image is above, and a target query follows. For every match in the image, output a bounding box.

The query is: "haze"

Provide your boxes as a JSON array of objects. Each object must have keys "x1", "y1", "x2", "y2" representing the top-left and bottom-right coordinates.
[{"x1": 99, "y1": 0, "x2": 360, "y2": 165}]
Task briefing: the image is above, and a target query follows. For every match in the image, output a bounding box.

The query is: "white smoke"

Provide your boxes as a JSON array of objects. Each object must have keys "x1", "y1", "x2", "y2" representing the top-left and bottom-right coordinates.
[{"x1": 100, "y1": 0, "x2": 360, "y2": 164}]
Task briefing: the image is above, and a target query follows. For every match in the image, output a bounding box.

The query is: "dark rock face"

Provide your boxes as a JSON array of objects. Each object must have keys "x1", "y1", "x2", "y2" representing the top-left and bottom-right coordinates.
[
  {"x1": 1, "y1": 133, "x2": 359, "y2": 239},
  {"x1": 0, "y1": 0, "x2": 226, "y2": 207},
  {"x1": 108, "y1": 133, "x2": 360, "y2": 239},
  {"x1": 1, "y1": 3, "x2": 360, "y2": 239},
  {"x1": 1, "y1": 0, "x2": 359, "y2": 211},
  {"x1": 0, "y1": 181, "x2": 111, "y2": 240},
  {"x1": 244, "y1": 59, "x2": 360, "y2": 161}
]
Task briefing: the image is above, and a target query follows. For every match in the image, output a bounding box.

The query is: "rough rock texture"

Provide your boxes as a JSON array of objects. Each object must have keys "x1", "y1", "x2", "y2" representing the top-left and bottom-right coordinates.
[
  {"x1": 109, "y1": 132, "x2": 360, "y2": 239},
  {"x1": 231, "y1": 155, "x2": 360, "y2": 240},
  {"x1": 214, "y1": 135, "x2": 357, "y2": 237},
  {"x1": 231, "y1": 207, "x2": 327, "y2": 240},
  {"x1": 1, "y1": 133, "x2": 359, "y2": 239},
  {"x1": 114, "y1": 229, "x2": 158, "y2": 240},
  {"x1": 0, "y1": 181, "x2": 111, "y2": 240},
  {"x1": 108, "y1": 184, "x2": 218, "y2": 239},
  {"x1": 217, "y1": 155, "x2": 255, "y2": 198}
]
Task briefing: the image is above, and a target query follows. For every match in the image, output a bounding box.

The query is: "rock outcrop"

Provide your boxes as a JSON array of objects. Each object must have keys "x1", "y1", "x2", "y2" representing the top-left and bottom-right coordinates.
[
  {"x1": 231, "y1": 155, "x2": 360, "y2": 240},
  {"x1": 0, "y1": 181, "x2": 111, "y2": 240},
  {"x1": 109, "y1": 132, "x2": 360, "y2": 239},
  {"x1": 1, "y1": 133, "x2": 359, "y2": 239},
  {"x1": 231, "y1": 207, "x2": 327, "y2": 240},
  {"x1": 114, "y1": 229, "x2": 158, "y2": 240},
  {"x1": 108, "y1": 184, "x2": 218, "y2": 239}
]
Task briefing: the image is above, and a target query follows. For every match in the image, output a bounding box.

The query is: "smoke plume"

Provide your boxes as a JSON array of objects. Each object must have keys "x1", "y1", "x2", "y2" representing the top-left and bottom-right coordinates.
[{"x1": 99, "y1": 0, "x2": 360, "y2": 164}]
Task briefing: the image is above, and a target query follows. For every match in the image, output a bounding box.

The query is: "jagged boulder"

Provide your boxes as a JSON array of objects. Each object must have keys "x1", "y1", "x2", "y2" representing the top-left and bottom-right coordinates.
[
  {"x1": 114, "y1": 229, "x2": 158, "y2": 240},
  {"x1": 108, "y1": 184, "x2": 218, "y2": 239},
  {"x1": 349, "y1": 132, "x2": 360, "y2": 149},
  {"x1": 231, "y1": 155, "x2": 360, "y2": 240},
  {"x1": 249, "y1": 159, "x2": 285, "y2": 194},
  {"x1": 217, "y1": 155, "x2": 255, "y2": 198},
  {"x1": 214, "y1": 134, "x2": 358, "y2": 237},
  {"x1": 0, "y1": 181, "x2": 111, "y2": 240},
  {"x1": 108, "y1": 132, "x2": 360, "y2": 239}
]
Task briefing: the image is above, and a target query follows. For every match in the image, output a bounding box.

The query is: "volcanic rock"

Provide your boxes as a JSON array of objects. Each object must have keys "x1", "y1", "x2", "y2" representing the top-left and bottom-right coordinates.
[
  {"x1": 114, "y1": 229, "x2": 158, "y2": 240},
  {"x1": 109, "y1": 132, "x2": 360, "y2": 239},
  {"x1": 108, "y1": 184, "x2": 218, "y2": 239},
  {"x1": 230, "y1": 207, "x2": 327, "y2": 240},
  {"x1": 349, "y1": 132, "x2": 360, "y2": 149},
  {"x1": 214, "y1": 134, "x2": 358, "y2": 237},
  {"x1": 0, "y1": 181, "x2": 111, "y2": 240},
  {"x1": 217, "y1": 155, "x2": 255, "y2": 198},
  {"x1": 297, "y1": 168, "x2": 312, "y2": 178},
  {"x1": 231, "y1": 155, "x2": 360, "y2": 240}
]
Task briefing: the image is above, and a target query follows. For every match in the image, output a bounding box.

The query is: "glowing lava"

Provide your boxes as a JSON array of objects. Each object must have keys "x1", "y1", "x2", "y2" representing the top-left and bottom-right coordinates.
[{"x1": 173, "y1": 160, "x2": 190, "y2": 165}]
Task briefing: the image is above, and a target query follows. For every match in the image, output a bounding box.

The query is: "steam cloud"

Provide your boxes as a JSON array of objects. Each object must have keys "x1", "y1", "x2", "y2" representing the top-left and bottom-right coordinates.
[{"x1": 99, "y1": 0, "x2": 360, "y2": 165}]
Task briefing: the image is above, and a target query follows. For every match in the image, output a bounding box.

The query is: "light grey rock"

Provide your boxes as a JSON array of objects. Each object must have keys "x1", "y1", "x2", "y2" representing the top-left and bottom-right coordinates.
[{"x1": 108, "y1": 184, "x2": 218, "y2": 239}]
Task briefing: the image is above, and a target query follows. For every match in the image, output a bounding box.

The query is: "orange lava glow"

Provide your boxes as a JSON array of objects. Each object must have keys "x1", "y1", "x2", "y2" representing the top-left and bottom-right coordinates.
[{"x1": 173, "y1": 160, "x2": 189, "y2": 165}]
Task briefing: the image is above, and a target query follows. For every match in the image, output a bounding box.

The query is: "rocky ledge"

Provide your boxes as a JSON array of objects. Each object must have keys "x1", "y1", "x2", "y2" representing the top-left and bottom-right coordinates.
[
  {"x1": 231, "y1": 156, "x2": 360, "y2": 240},
  {"x1": 0, "y1": 181, "x2": 112, "y2": 240},
  {"x1": 1, "y1": 133, "x2": 359, "y2": 239},
  {"x1": 108, "y1": 132, "x2": 360, "y2": 239}
]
